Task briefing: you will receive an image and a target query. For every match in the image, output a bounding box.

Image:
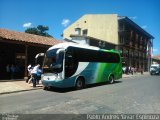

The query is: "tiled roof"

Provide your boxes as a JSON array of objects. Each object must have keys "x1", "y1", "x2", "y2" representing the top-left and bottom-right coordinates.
[
  {"x1": 153, "y1": 55, "x2": 160, "y2": 60},
  {"x1": 0, "y1": 28, "x2": 62, "y2": 46}
]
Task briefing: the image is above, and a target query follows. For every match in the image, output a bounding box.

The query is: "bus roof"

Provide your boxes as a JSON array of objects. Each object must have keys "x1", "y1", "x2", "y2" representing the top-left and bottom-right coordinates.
[
  {"x1": 48, "y1": 42, "x2": 100, "y2": 51},
  {"x1": 48, "y1": 42, "x2": 120, "y2": 54}
]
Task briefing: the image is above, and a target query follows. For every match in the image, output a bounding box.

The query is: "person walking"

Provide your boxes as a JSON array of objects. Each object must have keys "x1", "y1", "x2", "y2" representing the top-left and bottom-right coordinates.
[
  {"x1": 27, "y1": 64, "x2": 33, "y2": 84},
  {"x1": 31, "y1": 64, "x2": 40, "y2": 88}
]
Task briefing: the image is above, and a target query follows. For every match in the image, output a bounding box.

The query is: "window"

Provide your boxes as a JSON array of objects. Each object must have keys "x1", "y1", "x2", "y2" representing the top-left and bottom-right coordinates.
[
  {"x1": 65, "y1": 48, "x2": 78, "y2": 78},
  {"x1": 43, "y1": 49, "x2": 64, "y2": 73},
  {"x1": 67, "y1": 47, "x2": 120, "y2": 63},
  {"x1": 98, "y1": 51, "x2": 120, "y2": 63},
  {"x1": 75, "y1": 28, "x2": 81, "y2": 35},
  {"x1": 82, "y1": 29, "x2": 88, "y2": 36},
  {"x1": 119, "y1": 35, "x2": 124, "y2": 44}
]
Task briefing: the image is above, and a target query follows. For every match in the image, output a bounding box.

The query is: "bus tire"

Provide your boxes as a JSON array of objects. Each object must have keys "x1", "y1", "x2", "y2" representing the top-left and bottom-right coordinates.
[
  {"x1": 109, "y1": 75, "x2": 114, "y2": 84},
  {"x1": 75, "y1": 77, "x2": 85, "y2": 90},
  {"x1": 43, "y1": 86, "x2": 48, "y2": 90}
]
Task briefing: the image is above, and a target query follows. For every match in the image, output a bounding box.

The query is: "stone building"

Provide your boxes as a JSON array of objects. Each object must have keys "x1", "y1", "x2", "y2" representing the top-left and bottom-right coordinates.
[{"x1": 63, "y1": 14, "x2": 154, "y2": 71}]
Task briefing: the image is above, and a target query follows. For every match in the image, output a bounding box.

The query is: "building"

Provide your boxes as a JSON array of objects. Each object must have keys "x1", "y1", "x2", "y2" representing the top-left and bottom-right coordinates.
[
  {"x1": 63, "y1": 14, "x2": 118, "y2": 49},
  {"x1": 0, "y1": 28, "x2": 61, "y2": 80},
  {"x1": 152, "y1": 55, "x2": 160, "y2": 64},
  {"x1": 63, "y1": 14, "x2": 154, "y2": 71}
]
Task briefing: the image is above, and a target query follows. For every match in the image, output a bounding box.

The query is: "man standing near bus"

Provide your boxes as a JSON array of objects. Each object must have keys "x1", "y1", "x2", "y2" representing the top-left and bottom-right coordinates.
[{"x1": 31, "y1": 64, "x2": 40, "y2": 87}]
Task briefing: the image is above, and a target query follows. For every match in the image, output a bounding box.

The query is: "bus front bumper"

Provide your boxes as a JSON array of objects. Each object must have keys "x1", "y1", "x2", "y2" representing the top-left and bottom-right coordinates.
[{"x1": 41, "y1": 79, "x2": 64, "y2": 88}]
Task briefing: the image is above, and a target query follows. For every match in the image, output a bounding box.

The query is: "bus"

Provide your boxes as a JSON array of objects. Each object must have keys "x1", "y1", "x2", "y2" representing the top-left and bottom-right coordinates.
[{"x1": 38, "y1": 42, "x2": 122, "y2": 90}]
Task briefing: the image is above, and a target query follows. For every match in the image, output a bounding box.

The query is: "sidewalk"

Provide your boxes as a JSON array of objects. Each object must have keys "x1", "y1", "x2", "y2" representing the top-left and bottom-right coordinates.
[
  {"x1": 0, "y1": 72, "x2": 149, "y2": 95},
  {"x1": 122, "y1": 72, "x2": 149, "y2": 78},
  {"x1": 0, "y1": 79, "x2": 43, "y2": 95}
]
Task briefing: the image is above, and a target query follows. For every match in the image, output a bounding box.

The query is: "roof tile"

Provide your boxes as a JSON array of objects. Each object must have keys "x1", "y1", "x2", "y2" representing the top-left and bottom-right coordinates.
[{"x1": 0, "y1": 28, "x2": 62, "y2": 46}]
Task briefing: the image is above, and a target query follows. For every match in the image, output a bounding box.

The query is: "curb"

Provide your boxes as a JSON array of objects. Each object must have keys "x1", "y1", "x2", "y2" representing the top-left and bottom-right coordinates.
[
  {"x1": 0, "y1": 79, "x2": 25, "y2": 82},
  {"x1": 122, "y1": 73, "x2": 149, "y2": 78},
  {"x1": 123, "y1": 75, "x2": 139, "y2": 78},
  {"x1": 0, "y1": 87, "x2": 43, "y2": 95}
]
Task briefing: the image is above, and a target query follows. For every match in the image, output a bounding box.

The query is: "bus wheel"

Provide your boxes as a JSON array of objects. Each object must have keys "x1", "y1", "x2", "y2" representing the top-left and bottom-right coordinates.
[
  {"x1": 75, "y1": 77, "x2": 84, "y2": 90},
  {"x1": 109, "y1": 75, "x2": 114, "y2": 84},
  {"x1": 43, "y1": 86, "x2": 48, "y2": 90}
]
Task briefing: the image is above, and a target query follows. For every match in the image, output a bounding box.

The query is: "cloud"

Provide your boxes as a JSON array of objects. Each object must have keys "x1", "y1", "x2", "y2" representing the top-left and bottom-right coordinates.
[
  {"x1": 61, "y1": 19, "x2": 70, "y2": 27},
  {"x1": 153, "y1": 48, "x2": 158, "y2": 52},
  {"x1": 23, "y1": 22, "x2": 32, "y2": 28},
  {"x1": 129, "y1": 16, "x2": 137, "y2": 20},
  {"x1": 142, "y1": 25, "x2": 147, "y2": 29}
]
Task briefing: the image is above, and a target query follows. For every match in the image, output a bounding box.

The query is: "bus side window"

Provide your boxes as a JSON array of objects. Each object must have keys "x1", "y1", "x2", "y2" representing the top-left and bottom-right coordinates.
[{"x1": 65, "y1": 52, "x2": 78, "y2": 78}]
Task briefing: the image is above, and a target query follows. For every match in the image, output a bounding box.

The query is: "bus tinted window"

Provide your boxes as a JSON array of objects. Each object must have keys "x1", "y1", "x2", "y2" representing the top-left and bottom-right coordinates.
[
  {"x1": 68, "y1": 47, "x2": 120, "y2": 63},
  {"x1": 98, "y1": 51, "x2": 120, "y2": 63},
  {"x1": 75, "y1": 48, "x2": 99, "y2": 62}
]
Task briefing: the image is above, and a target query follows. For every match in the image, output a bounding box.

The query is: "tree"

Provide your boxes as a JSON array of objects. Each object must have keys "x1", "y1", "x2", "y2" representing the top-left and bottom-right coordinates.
[{"x1": 25, "y1": 25, "x2": 53, "y2": 38}]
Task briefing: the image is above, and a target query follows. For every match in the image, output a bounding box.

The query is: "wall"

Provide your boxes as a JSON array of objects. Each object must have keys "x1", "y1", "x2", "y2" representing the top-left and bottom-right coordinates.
[{"x1": 63, "y1": 14, "x2": 119, "y2": 45}]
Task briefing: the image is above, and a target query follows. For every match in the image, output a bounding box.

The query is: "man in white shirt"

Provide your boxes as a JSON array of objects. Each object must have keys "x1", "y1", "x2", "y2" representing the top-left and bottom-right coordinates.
[{"x1": 31, "y1": 64, "x2": 40, "y2": 87}]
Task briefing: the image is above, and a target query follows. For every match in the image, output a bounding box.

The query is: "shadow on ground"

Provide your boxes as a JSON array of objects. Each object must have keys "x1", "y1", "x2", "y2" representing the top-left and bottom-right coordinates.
[{"x1": 45, "y1": 80, "x2": 122, "y2": 93}]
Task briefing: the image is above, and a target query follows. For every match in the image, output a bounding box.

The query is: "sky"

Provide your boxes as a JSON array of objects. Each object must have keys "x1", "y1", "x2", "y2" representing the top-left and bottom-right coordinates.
[{"x1": 0, "y1": 0, "x2": 160, "y2": 55}]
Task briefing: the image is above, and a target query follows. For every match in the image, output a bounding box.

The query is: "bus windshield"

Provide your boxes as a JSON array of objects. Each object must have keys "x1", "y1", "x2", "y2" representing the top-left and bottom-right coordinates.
[{"x1": 43, "y1": 49, "x2": 64, "y2": 73}]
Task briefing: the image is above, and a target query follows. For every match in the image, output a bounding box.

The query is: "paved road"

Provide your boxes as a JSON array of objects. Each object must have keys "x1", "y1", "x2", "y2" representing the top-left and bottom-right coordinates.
[{"x1": 0, "y1": 74, "x2": 160, "y2": 115}]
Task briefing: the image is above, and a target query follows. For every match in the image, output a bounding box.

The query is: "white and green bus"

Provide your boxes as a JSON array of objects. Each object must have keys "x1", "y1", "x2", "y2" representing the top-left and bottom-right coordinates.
[{"x1": 39, "y1": 42, "x2": 122, "y2": 90}]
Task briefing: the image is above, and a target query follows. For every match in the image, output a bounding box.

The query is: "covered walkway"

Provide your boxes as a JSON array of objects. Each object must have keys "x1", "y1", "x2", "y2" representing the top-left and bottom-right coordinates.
[{"x1": 0, "y1": 28, "x2": 61, "y2": 79}]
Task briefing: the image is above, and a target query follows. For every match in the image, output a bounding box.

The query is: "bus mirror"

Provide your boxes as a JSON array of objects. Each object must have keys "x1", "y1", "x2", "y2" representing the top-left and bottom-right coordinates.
[
  {"x1": 35, "y1": 53, "x2": 45, "y2": 64},
  {"x1": 56, "y1": 49, "x2": 65, "y2": 61},
  {"x1": 56, "y1": 49, "x2": 65, "y2": 54},
  {"x1": 35, "y1": 53, "x2": 45, "y2": 59}
]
